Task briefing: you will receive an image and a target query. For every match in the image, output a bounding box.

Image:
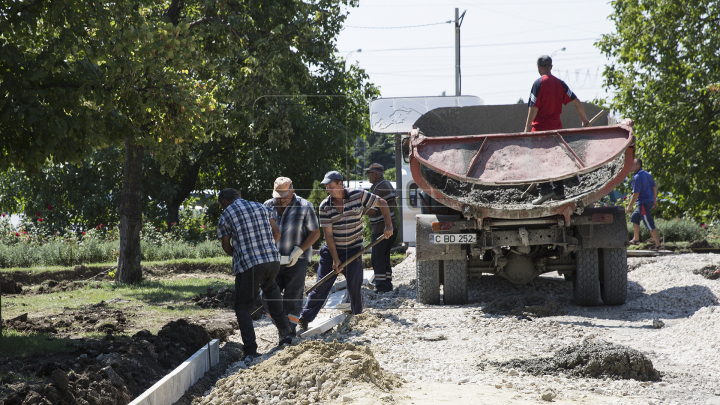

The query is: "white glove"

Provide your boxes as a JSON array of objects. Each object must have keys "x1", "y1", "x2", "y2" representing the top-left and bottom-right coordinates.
[{"x1": 288, "y1": 246, "x2": 304, "y2": 267}]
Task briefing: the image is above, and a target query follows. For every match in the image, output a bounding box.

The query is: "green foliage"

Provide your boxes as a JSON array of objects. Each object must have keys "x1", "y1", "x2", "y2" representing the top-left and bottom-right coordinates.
[
  {"x1": 628, "y1": 217, "x2": 707, "y2": 242},
  {"x1": 355, "y1": 133, "x2": 394, "y2": 176},
  {"x1": 597, "y1": 0, "x2": 720, "y2": 221},
  {"x1": 384, "y1": 168, "x2": 396, "y2": 182}
]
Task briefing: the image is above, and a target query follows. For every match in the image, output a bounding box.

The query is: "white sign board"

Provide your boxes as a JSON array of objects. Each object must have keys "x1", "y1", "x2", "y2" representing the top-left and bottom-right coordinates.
[{"x1": 369, "y1": 96, "x2": 484, "y2": 134}]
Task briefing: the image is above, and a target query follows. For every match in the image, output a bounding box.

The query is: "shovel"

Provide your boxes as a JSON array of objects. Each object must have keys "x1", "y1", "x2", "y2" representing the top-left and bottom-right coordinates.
[{"x1": 304, "y1": 235, "x2": 386, "y2": 295}]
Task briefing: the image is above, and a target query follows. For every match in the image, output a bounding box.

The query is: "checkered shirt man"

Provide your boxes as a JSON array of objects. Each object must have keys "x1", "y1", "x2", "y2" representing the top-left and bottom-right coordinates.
[
  {"x1": 264, "y1": 195, "x2": 319, "y2": 263},
  {"x1": 217, "y1": 198, "x2": 280, "y2": 274}
]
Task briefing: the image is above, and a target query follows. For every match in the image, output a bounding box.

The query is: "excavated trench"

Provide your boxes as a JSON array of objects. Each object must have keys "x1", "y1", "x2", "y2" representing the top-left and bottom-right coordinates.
[{"x1": 422, "y1": 154, "x2": 625, "y2": 210}]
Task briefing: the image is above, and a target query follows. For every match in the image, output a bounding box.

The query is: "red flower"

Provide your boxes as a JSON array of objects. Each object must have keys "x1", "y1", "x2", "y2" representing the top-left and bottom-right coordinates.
[
  {"x1": 99, "y1": 223, "x2": 103, "y2": 227},
  {"x1": 676, "y1": 218, "x2": 679, "y2": 221},
  {"x1": 156, "y1": 228, "x2": 160, "y2": 231},
  {"x1": 82, "y1": 231, "x2": 86, "y2": 235},
  {"x1": 23, "y1": 231, "x2": 27, "y2": 234},
  {"x1": 1, "y1": 213, "x2": 5, "y2": 217},
  {"x1": 15, "y1": 232, "x2": 19, "y2": 236},
  {"x1": 702, "y1": 224, "x2": 707, "y2": 228},
  {"x1": 47, "y1": 205, "x2": 53, "y2": 210},
  {"x1": 170, "y1": 222, "x2": 175, "y2": 226},
  {"x1": 201, "y1": 225, "x2": 205, "y2": 228},
  {"x1": 36, "y1": 212, "x2": 41, "y2": 216},
  {"x1": 38, "y1": 218, "x2": 43, "y2": 222},
  {"x1": 623, "y1": 196, "x2": 627, "y2": 200}
]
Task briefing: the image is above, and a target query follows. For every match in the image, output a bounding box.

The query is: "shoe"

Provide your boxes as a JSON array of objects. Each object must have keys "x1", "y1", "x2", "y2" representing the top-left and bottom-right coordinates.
[
  {"x1": 298, "y1": 318, "x2": 309, "y2": 331},
  {"x1": 375, "y1": 281, "x2": 393, "y2": 293},
  {"x1": 278, "y1": 333, "x2": 294, "y2": 346},
  {"x1": 628, "y1": 239, "x2": 640, "y2": 245},
  {"x1": 242, "y1": 351, "x2": 259, "y2": 363},
  {"x1": 532, "y1": 192, "x2": 555, "y2": 205},
  {"x1": 651, "y1": 245, "x2": 662, "y2": 251}
]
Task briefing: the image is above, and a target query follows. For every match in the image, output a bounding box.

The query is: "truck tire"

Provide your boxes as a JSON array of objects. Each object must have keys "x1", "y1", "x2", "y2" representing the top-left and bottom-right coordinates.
[
  {"x1": 442, "y1": 260, "x2": 468, "y2": 305},
  {"x1": 599, "y1": 248, "x2": 628, "y2": 305},
  {"x1": 573, "y1": 248, "x2": 600, "y2": 306},
  {"x1": 416, "y1": 260, "x2": 440, "y2": 305}
]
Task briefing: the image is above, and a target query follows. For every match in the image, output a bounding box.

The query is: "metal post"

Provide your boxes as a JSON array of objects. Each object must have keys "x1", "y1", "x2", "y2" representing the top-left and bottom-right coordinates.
[{"x1": 455, "y1": 8, "x2": 460, "y2": 96}]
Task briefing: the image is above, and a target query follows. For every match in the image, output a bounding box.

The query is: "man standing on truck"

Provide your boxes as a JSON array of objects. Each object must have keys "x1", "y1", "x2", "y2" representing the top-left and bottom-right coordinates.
[
  {"x1": 365, "y1": 163, "x2": 398, "y2": 292},
  {"x1": 217, "y1": 188, "x2": 294, "y2": 362},
  {"x1": 626, "y1": 158, "x2": 662, "y2": 250},
  {"x1": 524, "y1": 55, "x2": 591, "y2": 205},
  {"x1": 298, "y1": 171, "x2": 394, "y2": 331},
  {"x1": 263, "y1": 177, "x2": 320, "y2": 335}
]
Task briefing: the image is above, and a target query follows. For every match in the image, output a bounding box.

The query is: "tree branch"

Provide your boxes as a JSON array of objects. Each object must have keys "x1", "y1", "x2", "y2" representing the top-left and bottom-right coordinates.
[{"x1": 189, "y1": 16, "x2": 243, "y2": 41}]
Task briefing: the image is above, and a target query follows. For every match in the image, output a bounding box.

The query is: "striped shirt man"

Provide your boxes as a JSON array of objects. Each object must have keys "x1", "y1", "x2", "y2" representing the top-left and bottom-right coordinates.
[
  {"x1": 217, "y1": 198, "x2": 280, "y2": 274},
  {"x1": 318, "y1": 189, "x2": 379, "y2": 250}
]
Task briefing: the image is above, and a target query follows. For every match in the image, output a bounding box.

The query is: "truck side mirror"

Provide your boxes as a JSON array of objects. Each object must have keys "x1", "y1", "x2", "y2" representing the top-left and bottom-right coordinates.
[{"x1": 401, "y1": 137, "x2": 410, "y2": 163}]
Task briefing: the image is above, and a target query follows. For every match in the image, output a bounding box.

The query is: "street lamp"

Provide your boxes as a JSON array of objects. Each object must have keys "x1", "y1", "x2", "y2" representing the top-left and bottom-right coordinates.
[
  {"x1": 550, "y1": 47, "x2": 566, "y2": 58},
  {"x1": 344, "y1": 48, "x2": 362, "y2": 71}
]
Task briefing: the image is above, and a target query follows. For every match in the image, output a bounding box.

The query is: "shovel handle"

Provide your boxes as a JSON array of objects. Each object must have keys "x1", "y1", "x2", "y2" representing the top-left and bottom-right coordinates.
[{"x1": 304, "y1": 235, "x2": 386, "y2": 295}]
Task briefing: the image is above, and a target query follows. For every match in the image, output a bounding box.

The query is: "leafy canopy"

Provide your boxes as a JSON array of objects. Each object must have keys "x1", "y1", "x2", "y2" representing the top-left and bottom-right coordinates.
[{"x1": 597, "y1": 0, "x2": 720, "y2": 220}]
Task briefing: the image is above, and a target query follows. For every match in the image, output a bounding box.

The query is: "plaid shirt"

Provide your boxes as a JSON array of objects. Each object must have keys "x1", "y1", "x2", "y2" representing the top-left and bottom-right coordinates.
[
  {"x1": 217, "y1": 198, "x2": 280, "y2": 274},
  {"x1": 319, "y1": 189, "x2": 379, "y2": 250},
  {"x1": 264, "y1": 195, "x2": 319, "y2": 262}
]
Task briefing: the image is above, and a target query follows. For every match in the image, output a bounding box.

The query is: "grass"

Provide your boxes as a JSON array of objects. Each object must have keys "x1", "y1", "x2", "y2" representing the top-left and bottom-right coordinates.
[
  {"x1": 0, "y1": 329, "x2": 77, "y2": 357},
  {"x1": 0, "y1": 256, "x2": 232, "y2": 276}
]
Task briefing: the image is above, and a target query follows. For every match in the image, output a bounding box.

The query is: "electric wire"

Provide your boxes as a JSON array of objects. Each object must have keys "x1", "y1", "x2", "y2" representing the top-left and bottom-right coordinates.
[{"x1": 344, "y1": 21, "x2": 452, "y2": 29}]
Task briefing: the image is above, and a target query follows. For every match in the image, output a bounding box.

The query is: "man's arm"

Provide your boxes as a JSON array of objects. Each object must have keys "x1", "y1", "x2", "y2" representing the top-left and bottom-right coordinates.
[
  {"x1": 270, "y1": 218, "x2": 281, "y2": 243},
  {"x1": 323, "y1": 226, "x2": 343, "y2": 273},
  {"x1": 374, "y1": 198, "x2": 394, "y2": 240},
  {"x1": 221, "y1": 235, "x2": 233, "y2": 256},
  {"x1": 570, "y1": 99, "x2": 591, "y2": 127},
  {"x1": 299, "y1": 228, "x2": 321, "y2": 252},
  {"x1": 652, "y1": 186, "x2": 658, "y2": 209},
  {"x1": 626, "y1": 192, "x2": 639, "y2": 214},
  {"x1": 524, "y1": 106, "x2": 538, "y2": 132}
]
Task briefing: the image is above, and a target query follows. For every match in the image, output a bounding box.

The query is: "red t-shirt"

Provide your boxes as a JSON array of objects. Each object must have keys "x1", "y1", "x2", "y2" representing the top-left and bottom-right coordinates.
[{"x1": 527, "y1": 74, "x2": 577, "y2": 132}]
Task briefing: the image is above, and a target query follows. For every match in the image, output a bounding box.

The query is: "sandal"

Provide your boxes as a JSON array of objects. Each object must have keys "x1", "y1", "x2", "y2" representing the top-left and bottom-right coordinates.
[
  {"x1": 651, "y1": 245, "x2": 662, "y2": 251},
  {"x1": 628, "y1": 240, "x2": 640, "y2": 245}
]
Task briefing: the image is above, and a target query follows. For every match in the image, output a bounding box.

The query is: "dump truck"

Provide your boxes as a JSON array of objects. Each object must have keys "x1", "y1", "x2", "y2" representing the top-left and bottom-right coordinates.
[{"x1": 402, "y1": 105, "x2": 634, "y2": 306}]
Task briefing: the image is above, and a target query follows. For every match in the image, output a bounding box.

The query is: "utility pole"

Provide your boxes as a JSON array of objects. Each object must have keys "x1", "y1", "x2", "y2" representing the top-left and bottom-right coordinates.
[{"x1": 455, "y1": 8, "x2": 466, "y2": 96}]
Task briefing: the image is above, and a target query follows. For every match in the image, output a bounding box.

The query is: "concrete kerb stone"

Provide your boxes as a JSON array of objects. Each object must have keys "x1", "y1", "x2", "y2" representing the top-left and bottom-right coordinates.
[{"x1": 129, "y1": 339, "x2": 220, "y2": 405}]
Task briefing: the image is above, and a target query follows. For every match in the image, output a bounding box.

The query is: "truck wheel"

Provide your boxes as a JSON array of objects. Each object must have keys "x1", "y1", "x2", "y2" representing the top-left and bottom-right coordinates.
[
  {"x1": 443, "y1": 260, "x2": 468, "y2": 305},
  {"x1": 573, "y1": 248, "x2": 600, "y2": 306},
  {"x1": 416, "y1": 260, "x2": 440, "y2": 305},
  {"x1": 599, "y1": 248, "x2": 628, "y2": 305}
]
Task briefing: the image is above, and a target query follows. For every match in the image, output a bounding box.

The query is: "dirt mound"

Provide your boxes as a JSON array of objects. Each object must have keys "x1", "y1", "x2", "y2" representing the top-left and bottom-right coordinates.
[
  {"x1": 0, "y1": 318, "x2": 213, "y2": 405},
  {"x1": 693, "y1": 264, "x2": 720, "y2": 280},
  {"x1": 339, "y1": 312, "x2": 386, "y2": 332},
  {"x1": 198, "y1": 341, "x2": 402, "y2": 405},
  {"x1": 192, "y1": 286, "x2": 235, "y2": 309},
  {"x1": 494, "y1": 340, "x2": 660, "y2": 381}
]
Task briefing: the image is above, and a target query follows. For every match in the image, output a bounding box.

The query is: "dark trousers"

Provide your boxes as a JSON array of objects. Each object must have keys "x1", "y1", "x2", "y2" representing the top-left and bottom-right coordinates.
[
  {"x1": 300, "y1": 245, "x2": 364, "y2": 322},
  {"x1": 538, "y1": 180, "x2": 564, "y2": 196},
  {"x1": 262, "y1": 258, "x2": 307, "y2": 333},
  {"x1": 234, "y1": 261, "x2": 291, "y2": 353},
  {"x1": 371, "y1": 229, "x2": 397, "y2": 284}
]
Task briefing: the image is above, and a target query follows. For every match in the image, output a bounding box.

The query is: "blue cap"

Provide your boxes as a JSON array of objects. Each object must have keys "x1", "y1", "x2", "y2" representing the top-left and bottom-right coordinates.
[{"x1": 320, "y1": 170, "x2": 344, "y2": 185}]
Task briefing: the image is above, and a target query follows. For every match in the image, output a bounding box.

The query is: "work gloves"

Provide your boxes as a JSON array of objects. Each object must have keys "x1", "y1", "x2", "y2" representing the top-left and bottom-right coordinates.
[{"x1": 288, "y1": 246, "x2": 304, "y2": 267}]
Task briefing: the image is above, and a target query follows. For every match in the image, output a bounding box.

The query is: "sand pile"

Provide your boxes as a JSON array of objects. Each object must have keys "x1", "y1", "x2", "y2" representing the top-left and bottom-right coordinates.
[
  {"x1": 196, "y1": 341, "x2": 401, "y2": 405},
  {"x1": 494, "y1": 340, "x2": 660, "y2": 381}
]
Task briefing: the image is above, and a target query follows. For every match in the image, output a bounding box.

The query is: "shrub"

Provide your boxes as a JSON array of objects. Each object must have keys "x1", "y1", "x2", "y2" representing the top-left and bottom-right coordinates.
[{"x1": 627, "y1": 218, "x2": 706, "y2": 242}]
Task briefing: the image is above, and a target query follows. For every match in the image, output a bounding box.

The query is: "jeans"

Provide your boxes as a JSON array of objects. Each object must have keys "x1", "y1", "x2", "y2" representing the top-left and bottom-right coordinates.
[
  {"x1": 234, "y1": 261, "x2": 291, "y2": 353},
  {"x1": 262, "y1": 258, "x2": 307, "y2": 333},
  {"x1": 300, "y1": 245, "x2": 364, "y2": 322},
  {"x1": 371, "y1": 229, "x2": 397, "y2": 285},
  {"x1": 537, "y1": 180, "x2": 564, "y2": 196}
]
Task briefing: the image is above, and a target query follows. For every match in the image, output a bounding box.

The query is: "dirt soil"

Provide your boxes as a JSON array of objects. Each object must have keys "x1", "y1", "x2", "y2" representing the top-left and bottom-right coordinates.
[
  {"x1": 422, "y1": 154, "x2": 625, "y2": 209},
  {"x1": 0, "y1": 319, "x2": 215, "y2": 405}
]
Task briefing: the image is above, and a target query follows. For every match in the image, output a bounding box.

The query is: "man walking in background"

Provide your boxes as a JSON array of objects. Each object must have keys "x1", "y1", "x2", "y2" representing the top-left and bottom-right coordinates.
[
  {"x1": 524, "y1": 55, "x2": 591, "y2": 205},
  {"x1": 298, "y1": 171, "x2": 394, "y2": 331},
  {"x1": 626, "y1": 158, "x2": 662, "y2": 250},
  {"x1": 217, "y1": 188, "x2": 294, "y2": 362},
  {"x1": 365, "y1": 163, "x2": 398, "y2": 292},
  {"x1": 264, "y1": 177, "x2": 320, "y2": 335}
]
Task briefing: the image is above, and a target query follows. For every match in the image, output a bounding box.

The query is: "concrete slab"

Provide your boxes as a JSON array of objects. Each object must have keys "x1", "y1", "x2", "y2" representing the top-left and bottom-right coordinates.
[
  {"x1": 363, "y1": 270, "x2": 375, "y2": 284},
  {"x1": 627, "y1": 250, "x2": 675, "y2": 257},
  {"x1": 129, "y1": 339, "x2": 219, "y2": 405},
  {"x1": 323, "y1": 290, "x2": 348, "y2": 310},
  {"x1": 299, "y1": 313, "x2": 347, "y2": 338}
]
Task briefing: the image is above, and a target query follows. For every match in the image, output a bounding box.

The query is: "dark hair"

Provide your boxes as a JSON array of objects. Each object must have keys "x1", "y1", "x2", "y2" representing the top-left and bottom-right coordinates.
[
  {"x1": 218, "y1": 188, "x2": 240, "y2": 202},
  {"x1": 634, "y1": 158, "x2": 643, "y2": 168}
]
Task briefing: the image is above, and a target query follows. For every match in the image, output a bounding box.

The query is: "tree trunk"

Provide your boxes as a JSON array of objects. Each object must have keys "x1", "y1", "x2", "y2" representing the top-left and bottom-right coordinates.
[
  {"x1": 166, "y1": 158, "x2": 203, "y2": 228},
  {"x1": 117, "y1": 138, "x2": 144, "y2": 284}
]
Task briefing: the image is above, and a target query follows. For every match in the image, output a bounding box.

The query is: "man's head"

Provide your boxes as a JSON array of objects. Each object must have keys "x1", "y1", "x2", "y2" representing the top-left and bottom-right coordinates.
[
  {"x1": 632, "y1": 157, "x2": 643, "y2": 173},
  {"x1": 320, "y1": 170, "x2": 345, "y2": 199},
  {"x1": 219, "y1": 188, "x2": 240, "y2": 209},
  {"x1": 273, "y1": 177, "x2": 295, "y2": 208},
  {"x1": 364, "y1": 163, "x2": 385, "y2": 184},
  {"x1": 537, "y1": 55, "x2": 553, "y2": 75}
]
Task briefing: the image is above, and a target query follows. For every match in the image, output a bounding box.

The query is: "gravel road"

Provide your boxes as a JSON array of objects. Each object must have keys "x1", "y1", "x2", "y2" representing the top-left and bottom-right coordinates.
[{"x1": 196, "y1": 252, "x2": 720, "y2": 405}]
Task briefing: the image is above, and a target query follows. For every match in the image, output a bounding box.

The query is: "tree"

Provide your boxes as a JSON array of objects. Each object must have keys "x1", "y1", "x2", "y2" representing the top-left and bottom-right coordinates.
[{"x1": 597, "y1": 0, "x2": 720, "y2": 220}]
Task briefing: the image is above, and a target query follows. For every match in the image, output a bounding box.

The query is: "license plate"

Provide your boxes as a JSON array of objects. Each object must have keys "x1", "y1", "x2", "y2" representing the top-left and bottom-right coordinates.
[{"x1": 429, "y1": 233, "x2": 476, "y2": 244}]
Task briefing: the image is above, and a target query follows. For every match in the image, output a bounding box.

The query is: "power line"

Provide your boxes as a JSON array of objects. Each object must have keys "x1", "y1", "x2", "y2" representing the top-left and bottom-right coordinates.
[
  {"x1": 340, "y1": 37, "x2": 599, "y2": 53},
  {"x1": 344, "y1": 21, "x2": 452, "y2": 29}
]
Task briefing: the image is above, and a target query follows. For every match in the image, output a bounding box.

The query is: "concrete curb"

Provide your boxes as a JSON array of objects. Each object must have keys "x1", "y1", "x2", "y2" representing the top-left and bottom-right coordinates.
[{"x1": 129, "y1": 339, "x2": 220, "y2": 405}]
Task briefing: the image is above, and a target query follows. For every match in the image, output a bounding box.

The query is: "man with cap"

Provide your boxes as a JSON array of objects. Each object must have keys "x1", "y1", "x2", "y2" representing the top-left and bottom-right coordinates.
[
  {"x1": 263, "y1": 177, "x2": 320, "y2": 335},
  {"x1": 524, "y1": 54, "x2": 592, "y2": 205},
  {"x1": 364, "y1": 163, "x2": 398, "y2": 292},
  {"x1": 298, "y1": 171, "x2": 394, "y2": 330},
  {"x1": 216, "y1": 188, "x2": 294, "y2": 362}
]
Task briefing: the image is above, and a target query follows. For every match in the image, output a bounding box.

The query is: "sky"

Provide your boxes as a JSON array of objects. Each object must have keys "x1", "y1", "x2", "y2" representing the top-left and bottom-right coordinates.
[{"x1": 336, "y1": 0, "x2": 617, "y2": 106}]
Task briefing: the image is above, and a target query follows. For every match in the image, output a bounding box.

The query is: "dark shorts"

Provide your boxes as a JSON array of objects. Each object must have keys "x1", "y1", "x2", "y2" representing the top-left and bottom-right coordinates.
[{"x1": 631, "y1": 201, "x2": 656, "y2": 231}]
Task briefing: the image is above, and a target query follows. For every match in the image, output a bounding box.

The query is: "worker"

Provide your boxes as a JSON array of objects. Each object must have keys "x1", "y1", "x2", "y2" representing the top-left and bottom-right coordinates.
[
  {"x1": 364, "y1": 163, "x2": 398, "y2": 292},
  {"x1": 263, "y1": 177, "x2": 320, "y2": 336},
  {"x1": 298, "y1": 171, "x2": 394, "y2": 331},
  {"x1": 216, "y1": 188, "x2": 294, "y2": 362},
  {"x1": 524, "y1": 55, "x2": 591, "y2": 205},
  {"x1": 626, "y1": 158, "x2": 662, "y2": 250}
]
